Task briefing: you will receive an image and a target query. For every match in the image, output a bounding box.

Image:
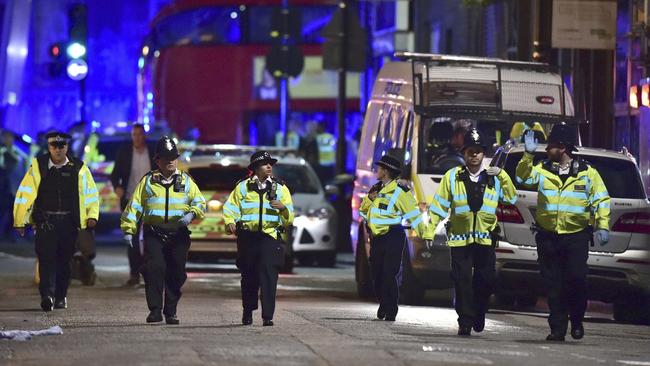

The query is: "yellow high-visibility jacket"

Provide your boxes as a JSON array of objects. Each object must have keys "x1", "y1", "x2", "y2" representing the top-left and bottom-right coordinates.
[
  {"x1": 13, "y1": 155, "x2": 99, "y2": 229},
  {"x1": 120, "y1": 170, "x2": 206, "y2": 234},
  {"x1": 316, "y1": 132, "x2": 336, "y2": 166},
  {"x1": 516, "y1": 152, "x2": 610, "y2": 233},
  {"x1": 359, "y1": 179, "x2": 426, "y2": 238},
  {"x1": 223, "y1": 176, "x2": 294, "y2": 238},
  {"x1": 426, "y1": 166, "x2": 517, "y2": 247}
]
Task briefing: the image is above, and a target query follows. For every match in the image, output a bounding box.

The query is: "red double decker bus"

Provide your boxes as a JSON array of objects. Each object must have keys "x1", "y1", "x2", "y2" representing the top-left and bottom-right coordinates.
[{"x1": 138, "y1": 0, "x2": 361, "y2": 144}]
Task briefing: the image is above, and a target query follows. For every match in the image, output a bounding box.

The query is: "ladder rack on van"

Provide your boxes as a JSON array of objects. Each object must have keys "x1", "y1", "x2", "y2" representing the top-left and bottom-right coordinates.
[{"x1": 394, "y1": 52, "x2": 579, "y2": 124}]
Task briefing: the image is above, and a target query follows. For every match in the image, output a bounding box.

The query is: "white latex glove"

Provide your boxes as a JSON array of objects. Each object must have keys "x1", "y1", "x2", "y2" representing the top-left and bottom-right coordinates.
[{"x1": 486, "y1": 167, "x2": 502, "y2": 176}]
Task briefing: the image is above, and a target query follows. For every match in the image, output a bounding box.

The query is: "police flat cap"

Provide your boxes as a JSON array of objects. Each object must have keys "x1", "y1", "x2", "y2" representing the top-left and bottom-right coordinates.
[{"x1": 45, "y1": 131, "x2": 72, "y2": 142}]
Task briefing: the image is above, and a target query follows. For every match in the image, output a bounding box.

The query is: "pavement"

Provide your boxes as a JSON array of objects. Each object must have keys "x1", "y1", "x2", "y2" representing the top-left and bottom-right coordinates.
[{"x1": 1, "y1": 239, "x2": 649, "y2": 365}]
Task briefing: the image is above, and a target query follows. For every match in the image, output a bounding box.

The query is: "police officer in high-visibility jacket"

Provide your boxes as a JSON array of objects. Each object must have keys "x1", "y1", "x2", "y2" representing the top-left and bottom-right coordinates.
[
  {"x1": 426, "y1": 128, "x2": 517, "y2": 336},
  {"x1": 13, "y1": 131, "x2": 99, "y2": 311},
  {"x1": 223, "y1": 151, "x2": 294, "y2": 326},
  {"x1": 517, "y1": 124, "x2": 610, "y2": 342},
  {"x1": 120, "y1": 136, "x2": 206, "y2": 324},
  {"x1": 359, "y1": 154, "x2": 426, "y2": 322}
]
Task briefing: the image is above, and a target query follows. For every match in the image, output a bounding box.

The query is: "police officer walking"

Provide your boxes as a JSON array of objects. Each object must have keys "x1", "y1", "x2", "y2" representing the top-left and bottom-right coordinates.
[
  {"x1": 426, "y1": 128, "x2": 517, "y2": 336},
  {"x1": 359, "y1": 154, "x2": 427, "y2": 321},
  {"x1": 120, "y1": 136, "x2": 206, "y2": 324},
  {"x1": 13, "y1": 131, "x2": 100, "y2": 311},
  {"x1": 517, "y1": 124, "x2": 610, "y2": 341},
  {"x1": 223, "y1": 151, "x2": 294, "y2": 326}
]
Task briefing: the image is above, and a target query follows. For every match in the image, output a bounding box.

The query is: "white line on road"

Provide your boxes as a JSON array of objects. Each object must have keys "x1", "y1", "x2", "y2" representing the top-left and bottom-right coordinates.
[{"x1": 617, "y1": 361, "x2": 650, "y2": 365}]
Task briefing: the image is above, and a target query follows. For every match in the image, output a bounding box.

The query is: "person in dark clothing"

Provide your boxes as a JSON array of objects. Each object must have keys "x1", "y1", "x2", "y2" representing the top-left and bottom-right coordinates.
[
  {"x1": 13, "y1": 131, "x2": 100, "y2": 311},
  {"x1": 110, "y1": 124, "x2": 155, "y2": 286}
]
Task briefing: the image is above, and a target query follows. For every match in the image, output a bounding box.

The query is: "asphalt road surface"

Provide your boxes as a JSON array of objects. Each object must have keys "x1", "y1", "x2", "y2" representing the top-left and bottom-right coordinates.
[{"x1": 1, "y1": 241, "x2": 649, "y2": 366}]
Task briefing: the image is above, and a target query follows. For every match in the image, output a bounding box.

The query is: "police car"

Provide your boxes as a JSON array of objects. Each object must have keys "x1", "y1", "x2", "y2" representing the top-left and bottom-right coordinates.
[
  {"x1": 492, "y1": 144, "x2": 650, "y2": 324},
  {"x1": 183, "y1": 145, "x2": 339, "y2": 271}
]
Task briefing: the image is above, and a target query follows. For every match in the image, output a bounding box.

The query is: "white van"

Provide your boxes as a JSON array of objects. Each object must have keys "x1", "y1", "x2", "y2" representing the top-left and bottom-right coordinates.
[{"x1": 351, "y1": 52, "x2": 575, "y2": 304}]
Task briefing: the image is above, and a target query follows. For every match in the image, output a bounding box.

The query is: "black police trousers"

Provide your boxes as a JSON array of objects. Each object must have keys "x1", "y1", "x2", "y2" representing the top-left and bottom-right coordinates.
[
  {"x1": 536, "y1": 228, "x2": 590, "y2": 335},
  {"x1": 34, "y1": 214, "x2": 78, "y2": 301},
  {"x1": 142, "y1": 226, "x2": 190, "y2": 317},
  {"x1": 369, "y1": 226, "x2": 405, "y2": 318},
  {"x1": 237, "y1": 230, "x2": 283, "y2": 320},
  {"x1": 450, "y1": 243, "x2": 496, "y2": 327}
]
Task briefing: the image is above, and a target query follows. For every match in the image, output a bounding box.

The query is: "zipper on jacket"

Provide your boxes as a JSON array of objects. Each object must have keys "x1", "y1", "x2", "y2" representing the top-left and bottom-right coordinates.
[
  {"x1": 258, "y1": 191, "x2": 264, "y2": 232},
  {"x1": 164, "y1": 185, "x2": 170, "y2": 223},
  {"x1": 472, "y1": 211, "x2": 477, "y2": 240}
]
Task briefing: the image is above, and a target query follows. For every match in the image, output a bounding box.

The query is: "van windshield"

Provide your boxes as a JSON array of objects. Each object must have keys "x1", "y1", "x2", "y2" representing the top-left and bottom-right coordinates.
[{"x1": 418, "y1": 118, "x2": 555, "y2": 175}]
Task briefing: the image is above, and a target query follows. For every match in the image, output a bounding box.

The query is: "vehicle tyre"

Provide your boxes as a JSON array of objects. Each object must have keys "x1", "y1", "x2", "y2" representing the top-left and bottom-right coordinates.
[
  {"x1": 613, "y1": 295, "x2": 650, "y2": 325},
  {"x1": 399, "y1": 244, "x2": 425, "y2": 305},
  {"x1": 515, "y1": 294, "x2": 538, "y2": 309},
  {"x1": 297, "y1": 254, "x2": 315, "y2": 267},
  {"x1": 355, "y1": 228, "x2": 374, "y2": 299},
  {"x1": 280, "y1": 243, "x2": 294, "y2": 274},
  {"x1": 492, "y1": 290, "x2": 515, "y2": 309},
  {"x1": 317, "y1": 251, "x2": 337, "y2": 268}
]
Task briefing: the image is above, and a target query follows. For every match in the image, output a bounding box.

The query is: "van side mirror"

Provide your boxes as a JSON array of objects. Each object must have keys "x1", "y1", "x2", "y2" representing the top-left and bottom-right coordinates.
[{"x1": 324, "y1": 184, "x2": 340, "y2": 196}]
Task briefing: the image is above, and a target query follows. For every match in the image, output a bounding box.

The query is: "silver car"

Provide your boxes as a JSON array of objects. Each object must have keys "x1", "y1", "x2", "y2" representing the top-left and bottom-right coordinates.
[
  {"x1": 493, "y1": 144, "x2": 650, "y2": 324},
  {"x1": 184, "y1": 147, "x2": 338, "y2": 271}
]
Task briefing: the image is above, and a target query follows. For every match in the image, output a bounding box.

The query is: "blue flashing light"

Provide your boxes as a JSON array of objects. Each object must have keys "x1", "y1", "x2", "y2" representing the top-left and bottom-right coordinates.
[
  {"x1": 147, "y1": 101, "x2": 153, "y2": 109},
  {"x1": 138, "y1": 57, "x2": 145, "y2": 69},
  {"x1": 21, "y1": 134, "x2": 33, "y2": 144},
  {"x1": 66, "y1": 42, "x2": 86, "y2": 59},
  {"x1": 146, "y1": 92, "x2": 153, "y2": 101},
  {"x1": 66, "y1": 59, "x2": 88, "y2": 80},
  {"x1": 91, "y1": 120, "x2": 101, "y2": 129},
  {"x1": 116, "y1": 121, "x2": 128, "y2": 128},
  {"x1": 143, "y1": 116, "x2": 150, "y2": 124},
  {"x1": 143, "y1": 124, "x2": 150, "y2": 132},
  {"x1": 230, "y1": 11, "x2": 238, "y2": 19}
]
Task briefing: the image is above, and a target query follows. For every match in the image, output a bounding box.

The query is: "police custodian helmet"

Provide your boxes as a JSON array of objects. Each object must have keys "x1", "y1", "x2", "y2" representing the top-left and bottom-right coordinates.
[
  {"x1": 248, "y1": 150, "x2": 278, "y2": 170},
  {"x1": 547, "y1": 122, "x2": 578, "y2": 151},
  {"x1": 155, "y1": 136, "x2": 180, "y2": 160},
  {"x1": 374, "y1": 154, "x2": 402, "y2": 174},
  {"x1": 462, "y1": 128, "x2": 487, "y2": 151}
]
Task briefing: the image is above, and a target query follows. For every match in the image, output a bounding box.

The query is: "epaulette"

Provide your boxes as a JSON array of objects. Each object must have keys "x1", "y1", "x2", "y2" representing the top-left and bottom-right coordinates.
[
  {"x1": 397, "y1": 180, "x2": 411, "y2": 192},
  {"x1": 271, "y1": 176, "x2": 286, "y2": 186}
]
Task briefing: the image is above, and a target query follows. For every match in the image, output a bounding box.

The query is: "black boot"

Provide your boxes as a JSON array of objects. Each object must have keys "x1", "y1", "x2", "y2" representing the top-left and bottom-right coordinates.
[
  {"x1": 165, "y1": 315, "x2": 180, "y2": 325},
  {"x1": 376, "y1": 307, "x2": 386, "y2": 320},
  {"x1": 473, "y1": 313, "x2": 485, "y2": 333},
  {"x1": 457, "y1": 325, "x2": 472, "y2": 336},
  {"x1": 41, "y1": 296, "x2": 53, "y2": 312},
  {"x1": 242, "y1": 310, "x2": 253, "y2": 325},
  {"x1": 263, "y1": 319, "x2": 274, "y2": 326},
  {"x1": 546, "y1": 332, "x2": 566, "y2": 342},
  {"x1": 54, "y1": 297, "x2": 67, "y2": 309},
  {"x1": 146, "y1": 310, "x2": 163, "y2": 323},
  {"x1": 570, "y1": 322, "x2": 584, "y2": 340}
]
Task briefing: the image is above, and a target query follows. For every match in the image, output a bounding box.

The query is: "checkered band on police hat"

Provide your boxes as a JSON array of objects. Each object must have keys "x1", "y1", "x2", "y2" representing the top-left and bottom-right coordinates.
[
  {"x1": 248, "y1": 151, "x2": 278, "y2": 169},
  {"x1": 374, "y1": 154, "x2": 402, "y2": 173}
]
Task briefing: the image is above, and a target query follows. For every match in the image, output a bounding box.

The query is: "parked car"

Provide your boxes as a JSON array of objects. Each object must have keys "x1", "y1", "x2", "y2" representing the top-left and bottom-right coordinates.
[
  {"x1": 493, "y1": 144, "x2": 650, "y2": 324},
  {"x1": 184, "y1": 145, "x2": 339, "y2": 272}
]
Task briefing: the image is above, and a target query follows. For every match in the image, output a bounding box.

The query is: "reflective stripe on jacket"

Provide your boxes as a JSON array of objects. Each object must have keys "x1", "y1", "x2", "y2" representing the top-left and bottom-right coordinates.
[
  {"x1": 515, "y1": 152, "x2": 610, "y2": 233},
  {"x1": 120, "y1": 170, "x2": 206, "y2": 234},
  {"x1": 359, "y1": 179, "x2": 426, "y2": 238},
  {"x1": 426, "y1": 166, "x2": 517, "y2": 247},
  {"x1": 222, "y1": 177, "x2": 294, "y2": 237},
  {"x1": 13, "y1": 157, "x2": 100, "y2": 229}
]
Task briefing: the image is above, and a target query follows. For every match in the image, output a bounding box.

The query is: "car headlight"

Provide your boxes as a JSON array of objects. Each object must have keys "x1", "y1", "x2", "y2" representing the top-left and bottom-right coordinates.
[{"x1": 306, "y1": 207, "x2": 332, "y2": 219}]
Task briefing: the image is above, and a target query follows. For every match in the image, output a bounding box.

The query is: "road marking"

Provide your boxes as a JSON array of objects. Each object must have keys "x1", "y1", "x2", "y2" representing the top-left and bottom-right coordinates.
[
  {"x1": 618, "y1": 362, "x2": 650, "y2": 365},
  {"x1": 421, "y1": 344, "x2": 530, "y2": 357}
]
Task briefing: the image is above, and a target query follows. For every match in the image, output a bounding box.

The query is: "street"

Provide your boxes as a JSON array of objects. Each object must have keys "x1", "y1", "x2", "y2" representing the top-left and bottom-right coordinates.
[{"x1": 1, "y1": 241, "x2": 649, "y2": 366}]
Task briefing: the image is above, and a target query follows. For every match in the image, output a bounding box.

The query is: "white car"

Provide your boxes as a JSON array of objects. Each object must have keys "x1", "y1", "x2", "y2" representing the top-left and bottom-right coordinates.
[
  {"x1": 493, "y1": 144, "x2": 650, "y2": 324},
  {"x1": 183, "y1": 146, "x2": 338, "y2": 272}
]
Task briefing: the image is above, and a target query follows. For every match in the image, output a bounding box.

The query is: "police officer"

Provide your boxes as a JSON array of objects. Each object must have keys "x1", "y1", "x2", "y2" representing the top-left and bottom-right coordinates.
[
  {"x1": 120, "y1": 136, "x2": 206, "y2": 324},
  {"x1": 518, "y1": 124, "x2": 610, "y2": 342},
  {"x1": 426, "y1": 128, "x2": 517, "y2": 336},
  {"x1": 359, "y1": 154, "x2": 427, "y2": 321},
  {"x1": 13, "y1": 131, "x2": 100, "y2": 311},
  {"x1": 223, "y1": 151, "x2": 294, "y2": 326}
]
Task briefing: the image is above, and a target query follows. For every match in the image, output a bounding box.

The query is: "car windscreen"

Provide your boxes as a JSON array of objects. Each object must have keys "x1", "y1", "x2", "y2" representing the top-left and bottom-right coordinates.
[
  {"x1": 502, "y1": 152, "x2": 646, "y2": 199},
  {"x1": 189, "y1": 166, "x2": 249, "y2": 191},
  {"x1": 419, "y1": 117, "x2": 513, "y2": 175},
  {"x1": 272, "y1": 164, "x2": 320, "y2": 194}
]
